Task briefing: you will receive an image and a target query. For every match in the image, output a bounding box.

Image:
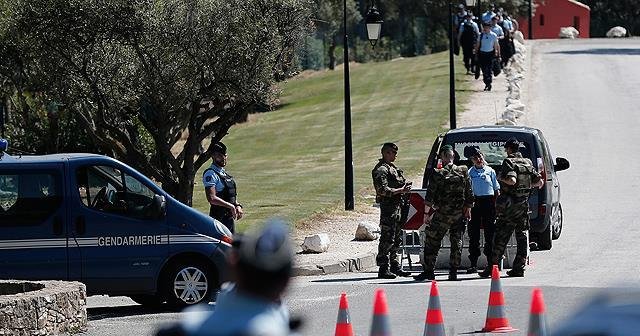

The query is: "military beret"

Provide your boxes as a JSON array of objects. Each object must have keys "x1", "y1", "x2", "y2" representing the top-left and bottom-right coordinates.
[
  {"x1": 212, "y1": 142, "x2": 227, "y2": 154},
  {"x1": 440, "y1": 144, "x2": 454, "y2": 154},
  {"x1": 503, "y1": 137, "x2": 520, "y2": 149}
]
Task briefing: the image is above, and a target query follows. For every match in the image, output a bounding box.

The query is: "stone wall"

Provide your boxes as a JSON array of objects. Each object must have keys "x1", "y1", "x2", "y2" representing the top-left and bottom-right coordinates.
[{"x1": 0, "y1": 280, "x2": 87, "y2": 335}]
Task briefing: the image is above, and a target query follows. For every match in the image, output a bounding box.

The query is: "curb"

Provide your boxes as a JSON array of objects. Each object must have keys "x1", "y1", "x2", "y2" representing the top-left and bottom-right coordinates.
[{"x1": 293, "y1": 253, "x2": 377, "y2": 277}]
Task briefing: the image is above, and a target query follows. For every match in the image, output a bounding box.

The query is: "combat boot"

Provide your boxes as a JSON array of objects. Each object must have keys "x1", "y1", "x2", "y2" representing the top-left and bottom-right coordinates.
[
  {"x1": 390, "y1": 264, "x2": 411, "y2": 277},
  {"x1": 377, "y1": 265, "x2": 396, "y2": 279},
  {"x1": 413, "y1": 270, "x2": 435, "y2": 281},
  {"x1": 506, "y1": 268, "x2": 525, "y2": 277},
  {"x1": 448, "y1": 268, "x2": 458, "y2": 281},
  {"x1": 478, "y1": 266, "x2": 492, "y2": 278}
]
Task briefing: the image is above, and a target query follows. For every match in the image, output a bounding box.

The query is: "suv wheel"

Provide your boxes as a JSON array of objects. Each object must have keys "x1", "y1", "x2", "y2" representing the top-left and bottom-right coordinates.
[
  {"x1": 165, "y1": 261, "x2": 215, "y2": 307},
  {"x1": 552, "y1": 204, "x2": 563, "y2": 240}
]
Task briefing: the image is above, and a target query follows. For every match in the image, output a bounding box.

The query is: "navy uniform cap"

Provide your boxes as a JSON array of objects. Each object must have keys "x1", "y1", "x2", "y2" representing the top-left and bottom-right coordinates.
[
  {"x1": 464, "y1": 145, "x2": 482, "y2": 158},
  {"x1": 381, "y1": 142, "x2": 398, "y2": 152},
  {"x1": 212, "y1": 142, "x2": 227, "y2": 155},
  {"x1": 504, "y1": 137, "x2": 520, "y2": 149},
  {"x1": 237, "y1": 219, "x2": 293, "y2": 273}
]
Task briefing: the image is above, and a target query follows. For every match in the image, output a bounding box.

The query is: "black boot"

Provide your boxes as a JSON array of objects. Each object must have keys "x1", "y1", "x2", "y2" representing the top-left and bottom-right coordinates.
[
  {"x1": 377, "y1": 265, "x2": 396, "y2": 279},
  {"x1": 448, "y1": 268, "x2": 458, "y2": 281},
  {"x1": 506, "y1": 268, "x2": 525, "y2": 277},
  {"x1": 478, "y1": 266, "x2": 492, "y2": 278},
  {"x1": 467, "y1": 260, "x2": 478, "y2": 274},
  {"x1": 413, "y1": 270, "x2": 435, "y2": 281},
  {"x1": 390, "y1": 264, "x2": 411, "y2": 277}
]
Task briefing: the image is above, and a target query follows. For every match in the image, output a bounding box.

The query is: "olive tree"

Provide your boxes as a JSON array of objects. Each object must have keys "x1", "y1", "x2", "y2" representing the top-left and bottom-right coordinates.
[{"x1": 0, "y1": 0, "x2": 312, "y2": 204}]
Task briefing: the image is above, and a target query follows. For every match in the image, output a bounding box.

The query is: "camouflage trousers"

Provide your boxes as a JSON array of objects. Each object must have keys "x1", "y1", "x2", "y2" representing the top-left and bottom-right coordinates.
[
  {"x1": 423, "y1": 215, "x2": 465, "y2": 271},
  {"x1": 490, "y1": 201, "x2": 529, "y2": 271},
  {"x1": 376, "y1": 203, "x2": 404, "y2": 268}
]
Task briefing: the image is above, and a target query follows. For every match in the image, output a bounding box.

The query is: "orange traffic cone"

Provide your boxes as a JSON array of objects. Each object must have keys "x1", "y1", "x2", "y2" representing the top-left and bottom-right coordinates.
[
  {"x1": 335, "y1": 292, "x2": 355, "y2": 336},
  {"x1": 370, "y1": 288, "x2": 392, "y2": 336},
  {"x1": 423, "y1": 281, "x2": 446, "y2": 336},
  {"x1": 527, "y1": 288, "x2": 548, "y2": 336},
  {"x1": 482, "y1": 265, "x2": 518, "y2": 333}
]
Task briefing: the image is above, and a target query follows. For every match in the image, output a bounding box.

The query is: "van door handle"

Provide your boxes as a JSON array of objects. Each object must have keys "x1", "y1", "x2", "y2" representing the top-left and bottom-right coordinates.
[
  {"x1": 52, "y1": 216, "x2": 63, "y2": 235},
  {"x1": 75, "y1": 216, "x2": 86, "y2": 235}
]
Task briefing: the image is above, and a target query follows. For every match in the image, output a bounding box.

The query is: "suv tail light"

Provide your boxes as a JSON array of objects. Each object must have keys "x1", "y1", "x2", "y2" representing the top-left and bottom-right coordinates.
[
  {"x1": 539, "y1": 204, "x2": 547, "y2": 216},
  {"x1": 537, "y1": 157, "x2": 547, "y2": 181}
]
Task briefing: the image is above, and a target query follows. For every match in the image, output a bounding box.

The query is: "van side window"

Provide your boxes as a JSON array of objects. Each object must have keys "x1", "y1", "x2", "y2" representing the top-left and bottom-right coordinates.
[
  {"x1": 76, "y1": 166, "x2": 157, "y2": 220},
  {"x1": 0, "y1": 171, "x2": 62, "y2": 226}
]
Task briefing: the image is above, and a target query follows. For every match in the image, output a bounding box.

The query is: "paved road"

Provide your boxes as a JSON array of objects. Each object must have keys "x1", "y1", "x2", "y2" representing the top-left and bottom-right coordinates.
[
  {"x1": 286, "y1": 38, "x2": 640, "y2": 335},
  {"x1": 82, "y1": 38, "x2": 640, "y2": 335}
]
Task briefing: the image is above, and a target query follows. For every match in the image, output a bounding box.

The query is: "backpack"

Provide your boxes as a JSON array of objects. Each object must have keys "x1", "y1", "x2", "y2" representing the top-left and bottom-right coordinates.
[
  {"x1": 510, "y1": 157, "x2": 536, "y2": 198},
  {"x1": 461, "y1": 21, "x2": 477, "y2": 44}
]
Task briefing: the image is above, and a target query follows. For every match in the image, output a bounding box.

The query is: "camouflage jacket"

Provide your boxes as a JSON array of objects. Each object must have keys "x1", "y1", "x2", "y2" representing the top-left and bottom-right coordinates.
[
  {"x1": 372, "y1": 159, "x2": 406, "y2": 205},
  {"x1": 425, "y1": 163, "x2": 474, "y2": 215},
  {"x1": 499, "y1": 152, "x2": 542, "y2": 200}
]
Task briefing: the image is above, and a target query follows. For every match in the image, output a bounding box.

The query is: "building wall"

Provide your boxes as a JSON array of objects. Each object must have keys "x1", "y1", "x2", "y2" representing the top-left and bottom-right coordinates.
[{"x1": 519, "y1": 0, "x2": 590, "y2": 39}]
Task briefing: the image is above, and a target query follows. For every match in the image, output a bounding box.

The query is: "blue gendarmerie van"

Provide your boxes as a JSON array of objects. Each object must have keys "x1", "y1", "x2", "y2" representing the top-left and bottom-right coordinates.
[{"x1": 0, "y1": 141, "x2": 231, "y2": 307}]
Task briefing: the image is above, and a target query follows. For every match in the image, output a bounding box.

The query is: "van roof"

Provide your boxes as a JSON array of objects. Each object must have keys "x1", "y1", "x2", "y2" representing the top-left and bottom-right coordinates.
[
  {"x1": 445, "y1": 125, "x2": 541, "y2": 136},
  {"x1": 0, "y1": 153, "x2": 105, "y2": 164}
]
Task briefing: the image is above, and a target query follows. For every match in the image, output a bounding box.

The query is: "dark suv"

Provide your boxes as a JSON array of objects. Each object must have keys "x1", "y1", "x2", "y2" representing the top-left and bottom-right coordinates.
[{"x1": 422, "y1": 125, "x2": 570, "y2": 250}]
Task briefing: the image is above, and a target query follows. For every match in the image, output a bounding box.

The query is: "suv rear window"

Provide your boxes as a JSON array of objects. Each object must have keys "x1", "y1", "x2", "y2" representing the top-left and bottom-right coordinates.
[
  {"x1": 451, "y1": 141, "x2": 509, "y2": 167},
  {"x1": 0, "y1": 171, "x2": 62, "y2": 226}
]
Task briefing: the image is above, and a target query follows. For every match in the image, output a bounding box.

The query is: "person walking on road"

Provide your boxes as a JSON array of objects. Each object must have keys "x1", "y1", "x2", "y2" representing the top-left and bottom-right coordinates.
[
  {"x1": 464, "y1": 146, "x2": 500, "y2": 274},
  {"x1": 481, "y1": 4, "x2": 496, "y2": 24},
  {"x1": 458, "y1": 13, "x2": 480, "y2": 75},
  {"x1": 479, "y1": 138, "x2": 543, "y2": 278},
  {"x1": 372, "y1": 142, "x2": 413, "y2": 279},
  {"x1": 453, "y1": 4, "x2": 468, "y2": 55},
  {"x1": 475, "y1": 22, "x2": 500, "y2": 91},
  {"x1": 203, "y1": 142, "x2": 243, "y2": 234},
  {"x1": 413, "y1": 145, "x2": 474, "y2": 282}
]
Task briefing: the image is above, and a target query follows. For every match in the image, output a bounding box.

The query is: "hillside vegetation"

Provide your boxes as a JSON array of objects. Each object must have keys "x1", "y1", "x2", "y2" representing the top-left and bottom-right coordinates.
[{"x1": 192, "y1": 52, "x2": 473, "y2": 231}]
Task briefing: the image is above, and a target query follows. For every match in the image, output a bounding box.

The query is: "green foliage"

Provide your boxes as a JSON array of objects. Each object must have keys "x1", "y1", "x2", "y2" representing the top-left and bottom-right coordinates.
[
  {"x1": 0, "y1": 0, "x2": 312, "y2": 204},
  {"x1": 581, "y1": 0, "x2": 640, "y2": 36},
  {"x1": 298, "y1": 36, "x2": 325, "y2": 70}
]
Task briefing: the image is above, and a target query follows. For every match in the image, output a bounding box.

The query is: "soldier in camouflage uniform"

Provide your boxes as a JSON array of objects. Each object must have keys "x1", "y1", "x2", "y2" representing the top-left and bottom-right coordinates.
[
  {"x1": 372, "y1": 143, "x2": 413, "y2": 279},
  {"x1": 414, "y1": 145, "x2": 474, "y2": 281},
  {"x1": 479, "y1": 138, "x2": 543, "y2": 278}
]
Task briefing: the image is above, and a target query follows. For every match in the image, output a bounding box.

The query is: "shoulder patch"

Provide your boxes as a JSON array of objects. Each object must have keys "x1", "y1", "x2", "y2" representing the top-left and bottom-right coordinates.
[{"x1": 205, "y1": 175, "x2": 212, "y2": 182}]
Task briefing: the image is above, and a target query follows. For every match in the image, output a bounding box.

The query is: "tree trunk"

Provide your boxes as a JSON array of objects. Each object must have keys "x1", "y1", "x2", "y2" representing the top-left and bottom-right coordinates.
[{"x1": 328, "y1": 34, "x2": 337, "y2": 70}]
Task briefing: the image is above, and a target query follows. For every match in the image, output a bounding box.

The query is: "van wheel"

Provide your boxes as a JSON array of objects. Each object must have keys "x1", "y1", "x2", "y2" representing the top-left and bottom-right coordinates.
[
  {"x1": 552, "y1": 204, "x2": 563, "y2": 240},
  {"x1": 537, "y1": 222, "x2": 553, "y2": 251},
  {"x1": 129, "y1": 294, "x2": 164, "y2": 307},
  {"x1": 165, "y1": 261, "x2": 215, "y2": 307}
]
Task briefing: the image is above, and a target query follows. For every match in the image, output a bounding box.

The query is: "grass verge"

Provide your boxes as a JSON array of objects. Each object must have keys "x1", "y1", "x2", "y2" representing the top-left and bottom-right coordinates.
[{"x1": 191, "y1": 52, "x2": 473, "y2": 231}]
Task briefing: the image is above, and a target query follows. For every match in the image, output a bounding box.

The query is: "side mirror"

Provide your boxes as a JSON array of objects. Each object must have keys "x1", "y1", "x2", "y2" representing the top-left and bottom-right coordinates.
[
  {"x1": 150, "y1": 194, "x2": 166, "y2": 219},
  {"x1": 554, "y1": 157, "x2": 570, "y2": 172}
]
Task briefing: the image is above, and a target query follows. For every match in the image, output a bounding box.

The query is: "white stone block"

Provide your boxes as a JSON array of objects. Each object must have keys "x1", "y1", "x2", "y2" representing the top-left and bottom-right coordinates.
[
  {"x1": 301, "y1": 234, "x2": 330, "y2": 253},
  {"x1": 559, "y1": 27, "x2": 579, "y2": 39},
  {"x1": 354, "y1": 222, "x2": 379, "y2": 241},
  {"x1": 513, "y1": 31, "x2": 525, "y2": 44},
  {"x1": 606, "y1": 26, "x2": 627, "y2": 38},
  {"x1": 507, "y1": 102, "x2": 525, "y2": 112}
]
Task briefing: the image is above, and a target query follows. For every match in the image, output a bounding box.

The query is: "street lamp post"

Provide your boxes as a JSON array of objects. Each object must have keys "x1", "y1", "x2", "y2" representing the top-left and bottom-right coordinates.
[
  {"x1": 528, "y1": 0, "x2": 533, "y2": 39},
  {"x1": 343, "y1": 1, "x2": 382, "y2": 211},
  {"x1": 449, "y1": 0, "x2": 476, "y2": 130}
]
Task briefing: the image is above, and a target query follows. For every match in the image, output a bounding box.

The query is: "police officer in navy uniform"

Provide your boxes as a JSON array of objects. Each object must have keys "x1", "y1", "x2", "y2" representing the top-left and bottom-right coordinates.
[{"x1": 203, "y1": 142, "x2": 243, "y2": 233}]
